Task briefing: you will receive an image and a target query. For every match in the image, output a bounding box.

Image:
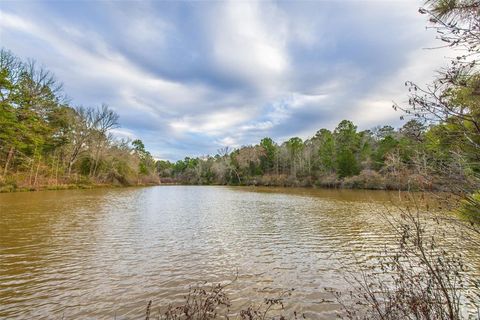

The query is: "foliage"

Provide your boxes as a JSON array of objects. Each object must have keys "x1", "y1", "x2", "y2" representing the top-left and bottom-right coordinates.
[
  {"x1": 159, "y1": 115, "x2": 474, "y2": 194},
  {"x1": 459, "y1": 191, "x2": 480, "y2": 224},
  {"x1": 0, "y1": 49, "x2": 157, "y2": 189}
]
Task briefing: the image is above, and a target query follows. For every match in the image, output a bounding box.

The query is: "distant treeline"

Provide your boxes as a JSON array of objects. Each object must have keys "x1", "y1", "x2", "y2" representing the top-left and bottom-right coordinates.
[
  {"x1": 0, "y1": 49, "x2": 158, "y2": 191},
  {"x1": 156, "y1": 116, "x2": 478, "y2": 192}
]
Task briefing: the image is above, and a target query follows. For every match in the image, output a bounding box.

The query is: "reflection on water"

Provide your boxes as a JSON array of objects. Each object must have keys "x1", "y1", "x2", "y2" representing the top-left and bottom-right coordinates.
[{"x1": 0, "y1": 186, "x2": 478, "y2": 319}]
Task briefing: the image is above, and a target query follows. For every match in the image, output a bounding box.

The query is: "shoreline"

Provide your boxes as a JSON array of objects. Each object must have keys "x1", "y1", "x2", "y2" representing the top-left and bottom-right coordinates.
[
  {"x1": 0, "y1": 181, "x2": 160, "y2": 193},
  {"x1": 0, "y1": 180, "x2": 444, "y2": 194}
]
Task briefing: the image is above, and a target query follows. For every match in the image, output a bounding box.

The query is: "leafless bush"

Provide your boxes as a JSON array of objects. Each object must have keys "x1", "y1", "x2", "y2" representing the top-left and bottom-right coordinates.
[
  {"x1": 147, "y1": 283, "x2": 230, "y2": 320},
  {"x1": 144, "y1": 281, "x2": 299, "y2": 320},
  {"x1": 330, "y1": 195, "x2": 480, "y2": 320}
]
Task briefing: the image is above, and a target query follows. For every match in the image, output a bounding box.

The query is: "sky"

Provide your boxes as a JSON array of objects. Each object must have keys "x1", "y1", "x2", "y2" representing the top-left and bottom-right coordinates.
[{"x1": 0, "y1": 0, "x2": 450, "y2": 161}]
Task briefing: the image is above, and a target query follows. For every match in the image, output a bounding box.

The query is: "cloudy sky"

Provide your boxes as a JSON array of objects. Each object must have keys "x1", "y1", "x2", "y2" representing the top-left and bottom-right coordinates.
[{"x1": 0, "y1": 0, "x2": 449, "y2": 160}]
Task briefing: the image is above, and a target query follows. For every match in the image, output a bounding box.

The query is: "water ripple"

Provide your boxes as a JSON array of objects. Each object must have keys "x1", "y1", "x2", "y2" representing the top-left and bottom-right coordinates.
[{"x1": 0, "y1": 186, "x2": 478, "y2": 319}]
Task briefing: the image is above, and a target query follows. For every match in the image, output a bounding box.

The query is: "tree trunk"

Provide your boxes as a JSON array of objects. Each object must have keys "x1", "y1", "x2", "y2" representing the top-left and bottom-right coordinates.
[
  {"x1": 3, "y1": 146, "x2": 14, "y2": 178},
  {"x1": 92, "y1": 146, "x2": 102, "y2": 177},
  {"x1": 29, "y1": 158, "x2": 35, "y2": 186},
  {"x1": 231, "y1": 167, "x2": 241, "y2": 184},
  {"x1": 29, "y1": 145, "x2": 37, "y2": 186},
  {"x1": 34, "y1": 156, "x2": 41, "y2": 187},
  {"x1": 90, "y1": 140, "x2": 102, "y2": 178},
  {"x1": 55, "y1": 155, "x2": 60, "y2": 185}
]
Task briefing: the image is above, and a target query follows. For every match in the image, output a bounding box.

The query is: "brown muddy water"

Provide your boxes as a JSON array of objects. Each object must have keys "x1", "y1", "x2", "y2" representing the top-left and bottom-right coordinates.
[{"x1": 0, "y1": 186, "x2": 479, "y2": 319}]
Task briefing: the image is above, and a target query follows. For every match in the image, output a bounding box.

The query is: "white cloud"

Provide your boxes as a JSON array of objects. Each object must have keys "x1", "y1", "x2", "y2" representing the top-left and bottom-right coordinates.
[
  {"x1": 0, "y1": 10, "x2": 33, "y2": 32},
  {"x1": 209, "y1": 1, "x2": 289, "y2": 91},
  {"x1": 0, "y1": 1, "x2": 455, "y2": 160},
  {"x1": 216, "y1": 136, "x2": 237, "y2": 148},
  {"x1": 352, "y1": 38, "x2": 453, "y2": 129},
  {"x1": 170, "y1": 107, "x2": 254, "y2": 136},
  {"x1": 0, "y1": 10, "x2": 215, "y2": 120},
  {"x1": 240, "y1": 121, "x2": 274, "y2": 131},
  {"x1": 290, "y1": 93, "x2": 329, "y2": 108},
  {"x1": 110, "y1": 128, "x2": 137, "y2": 140}
]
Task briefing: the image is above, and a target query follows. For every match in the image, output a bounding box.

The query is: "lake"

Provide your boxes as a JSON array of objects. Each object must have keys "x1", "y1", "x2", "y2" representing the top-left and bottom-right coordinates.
[{"x1": 0, "y1": 186, "x2": 479, "y2": 319}]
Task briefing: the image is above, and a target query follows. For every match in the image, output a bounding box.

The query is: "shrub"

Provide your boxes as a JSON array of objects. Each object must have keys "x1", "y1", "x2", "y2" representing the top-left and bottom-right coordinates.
[
  {"x1": 144, "y1": 281, "x2": 298, "y2": 320},
  {"x1": 331, "y1": 196, "x2": 480, "y2": 319},
  {"x1": 342, "y1": 170, "x2": 385, "y2": 189}
]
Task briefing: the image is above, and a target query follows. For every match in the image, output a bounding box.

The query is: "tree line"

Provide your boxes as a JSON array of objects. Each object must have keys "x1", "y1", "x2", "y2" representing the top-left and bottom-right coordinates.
[
  {"x1": 0, "y1": 49, "x2": 158, "y2": 191},
  {"x1": 157, "y1": 116, "x2": 477, "y2": 192}
]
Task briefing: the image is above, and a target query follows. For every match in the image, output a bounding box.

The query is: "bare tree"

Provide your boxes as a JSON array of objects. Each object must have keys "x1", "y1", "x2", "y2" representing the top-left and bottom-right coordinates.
[
  {"x1": 88, "y1": 104, "x2": 119, "y2": 177},
  {"x1": 65, "y1": 106, "x2": 94, "y2": 176}
]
